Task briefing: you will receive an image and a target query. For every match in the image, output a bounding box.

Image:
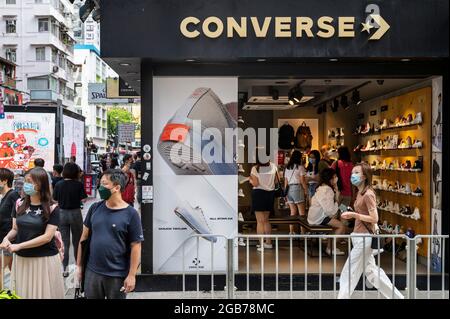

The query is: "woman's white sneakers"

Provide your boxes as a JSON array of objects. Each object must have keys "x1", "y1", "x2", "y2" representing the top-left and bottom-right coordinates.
[{"x1": 257, "y1": 243, "x2": 273, "y2": 252}]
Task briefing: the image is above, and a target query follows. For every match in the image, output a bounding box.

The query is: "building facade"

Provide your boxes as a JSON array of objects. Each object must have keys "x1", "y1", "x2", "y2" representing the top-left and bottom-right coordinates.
[{"x1": 0, "y1": 0, "x2": 77, "y2": 110}]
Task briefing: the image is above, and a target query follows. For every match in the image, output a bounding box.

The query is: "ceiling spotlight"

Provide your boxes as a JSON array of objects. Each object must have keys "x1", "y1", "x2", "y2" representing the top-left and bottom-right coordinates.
[
  {"x1": 288, "y1": 89, "x2": 295, "y2": 105},
  {"x1": 317, "y1": 106, "x2": 323, "y2": 114},
  {"x1": 331, "y1": 98, "x2": 339, "y2": 112},
  {"x1": 269, "y1": 86, "x2": 279, "y2": 100},
  {"x1": 293, "y1": 86, "x2": 304, "y2": 103},
  {"x1": 341, "y1": 95, "x2": 350, "y2": 110},
  {"x1": 351, "y1": 90, "x2": 362, "y2": 106}
]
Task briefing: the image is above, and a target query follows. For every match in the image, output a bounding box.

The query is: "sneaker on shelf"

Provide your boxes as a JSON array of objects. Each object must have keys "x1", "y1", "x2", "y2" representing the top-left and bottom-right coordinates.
[
  {"x1": 411, "y1": 207, "x2": 421, "y2": 220},
  {"x1": 405, "y1": 160, "x2": 412, "y2": 169},
  {"x1": 238, "y1": 238, "x2": 246, "y2": 246},
  {"x1": 239, "y1": 175, "x2": 249, "y2": 184},
  {"x1": 381, "y1": 118, "x2": 388, "y2": 129},
  {"x1": 394, "y1": 116, "x2": 402, "y2": 127},
  {"x1": 238, "y1": 189, "x2": 245, "y2": 197},
  {"x1": 371, "y1": 140, "x2": 377, "y2": 151},
  {"x1": 393, "y1": 225, "x2": 401, "y2": 235},
  {"x1": 238, "y1": 116, "x2": 245, "y2": 124},
  {"x1": 381, "y1": 160, "x2": 387, "y2": 170},
  {"x1": 412, "y1": 112, "x2": 423, "y2": 124},
  {"x1": 331, "y1": 130, "x2": 336, "y2": 138},
  {"x1": 393, "y1": 203, "x2": 400, "y2": 214},
  {"x1": 374, "y1": 122, "x2": 381, "y2": 132},
  {"x1": 238, "y1": 164, "x2": 245, "y2": 173},
  {"x1": 413, "y1": 159, "x2": 422, "y2": 171},
  {"x1": 382, "y1": 220, "x2": 388, "y2": 230},
  {"x1": 326, "y1": 247, "x2": 345, "y2": 256},
  {"x1": 403, "y1": 205, "x2": 413, "y2": 216},
  {"x1": 365, "y1": 140, "x2": 372, "y2": 151},
  {"x1": 238, "y1": 212, "x2": 245, "y2": 222},
  {"x1": 406, "y1": 113, "x2": 413, "y2": 124},
  {"x1": 412, "y1": 186, "x2": 423, "y2": 196},
  {"x1": 406, "y1": 136, "x2": 413, "y2": 148},
  {"x1": 361, "y1": 122, "x2": 371, "y2": 134},
  {"x1": 386, "y1": 224, "x2": 394, "y2": 234},
  {"x1": 382, "y1": 179, "x2": 389, "y2": 190},
  {"x1": 405, "y1": 183, "x2": 412, "y2": 194},
  {"x1": 412, "y1": 140, "x2": 423, "y2": 148}
]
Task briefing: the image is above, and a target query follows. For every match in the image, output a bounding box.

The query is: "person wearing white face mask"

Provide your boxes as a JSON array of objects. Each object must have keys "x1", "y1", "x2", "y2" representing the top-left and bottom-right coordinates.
[{"x1": 338, "y1": 163, "x2": 404, "y2": 299}]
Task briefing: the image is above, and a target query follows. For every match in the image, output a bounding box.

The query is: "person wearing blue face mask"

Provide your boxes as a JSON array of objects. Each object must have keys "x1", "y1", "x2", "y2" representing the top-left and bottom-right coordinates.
[
  {"x1": 305, "y1": 150, "x2": 321, "y2": 203},
  {"x1": 338, "y1": 163, "x2": 404, "y2": 299},
  {"x1": 0, "y1": 167, "x2": 64, "y2": 299}
]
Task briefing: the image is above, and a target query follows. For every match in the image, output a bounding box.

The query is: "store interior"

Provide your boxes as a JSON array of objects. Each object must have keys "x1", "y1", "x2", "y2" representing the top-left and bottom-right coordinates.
[{"x1": 236, "y1": 77, "x2": 442, "y2": 274}]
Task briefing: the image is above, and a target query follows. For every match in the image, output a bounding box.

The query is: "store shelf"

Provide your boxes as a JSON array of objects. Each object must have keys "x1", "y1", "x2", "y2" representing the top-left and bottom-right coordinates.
[
  {"x1": 353, "y1": 122, "x2": 423, "y2": 136},
  {"x1": 372, "y1": 168, "x2": 422, "y2": 173},
  {"x1": 377, "y1": 207, "x2": 420, "y2": 220},
  {"x1": 374, "y1": 188, "x2": 423, "y2": 197},
  {"x1": 356, "y1": 146, "x2": 423, "y2": 154}
]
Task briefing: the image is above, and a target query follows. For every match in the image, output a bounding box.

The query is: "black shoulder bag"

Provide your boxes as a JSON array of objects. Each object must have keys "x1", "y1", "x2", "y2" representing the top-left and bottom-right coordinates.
[
  {"x1": 79, "y1": 201, "x2": 104, "y2": 294},
  {"x1": 274, "y1": 170, "x2": 285, "y2": 198},
  {"x1": 362, "y1": 221, "x2": 384, "y2": 250}
]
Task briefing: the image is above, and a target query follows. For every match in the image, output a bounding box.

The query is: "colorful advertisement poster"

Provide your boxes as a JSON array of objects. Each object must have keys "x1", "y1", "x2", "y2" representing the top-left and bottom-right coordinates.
[
  {"x1": 153, "y1": 77, "x2": 238, "y2": 273},
  {"x1": 63, "y1": 115, "x2": 85, "y2": 169},
  {"x1": 0, "y1": 112, "x2": 55, "y2": 171}
]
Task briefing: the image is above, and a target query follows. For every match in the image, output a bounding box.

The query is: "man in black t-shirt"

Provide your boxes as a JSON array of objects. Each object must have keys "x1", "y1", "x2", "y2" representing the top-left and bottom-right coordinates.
[{"x1": 0, "y1": 168, "x2": 20, "y2": 274}]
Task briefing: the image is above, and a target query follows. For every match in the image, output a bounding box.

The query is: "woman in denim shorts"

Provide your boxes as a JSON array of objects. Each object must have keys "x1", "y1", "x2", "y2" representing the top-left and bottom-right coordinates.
[{"x1": 284, "y1": 151, "x2": 308, "y2": 235}]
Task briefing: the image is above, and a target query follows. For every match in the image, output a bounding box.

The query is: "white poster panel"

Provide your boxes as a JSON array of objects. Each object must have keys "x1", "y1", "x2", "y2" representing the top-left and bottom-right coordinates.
[
  {"x1": 153, "y1": 77, "x2": 238, "y2": 274},
  {"x1": 432, "y1": 77, "x2": 443, "y2": 153},
  {"x1": 0, "y1": 112, "x2": 55, "y2": 171},
  {"x1": 63, "y1": 115, "x2": 85, "y2": 168},
  {"x1": 431, "y1": 209, "x2": 442, "y2": 273}
]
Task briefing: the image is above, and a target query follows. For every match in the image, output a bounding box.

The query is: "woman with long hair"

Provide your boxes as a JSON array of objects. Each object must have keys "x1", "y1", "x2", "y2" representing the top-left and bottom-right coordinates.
[
  {"x1": 0, "y1": 167, "x2": 64, "y2": 299},
  {"x1": 305, "y1": 150, "x2": 321, "y2": 201},
  {"x1": 307, "y1": 168, "x2": 346, "y2": 255},
  {"x1": 249, "y1": 150, "x2": 279, "y2": 252},
  {"x1": 339, "y1": 163, "x2": 403, "y2": 299},
  {"x1": 284, "y1": 150, "x2": 308, "y2": 234},
  {"x1": 53, "y1": 162, "x2": 87, "y2": 277}
]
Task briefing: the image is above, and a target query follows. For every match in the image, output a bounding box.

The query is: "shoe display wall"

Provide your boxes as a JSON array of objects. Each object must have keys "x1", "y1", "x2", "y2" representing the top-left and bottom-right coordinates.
[{"x1": 354, "y1": 87, "x2": 431, "y2": 258}]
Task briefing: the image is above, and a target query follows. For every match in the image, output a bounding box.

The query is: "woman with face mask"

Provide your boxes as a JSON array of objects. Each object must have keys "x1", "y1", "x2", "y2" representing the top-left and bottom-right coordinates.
[
  {"x1": 305, "y1": 150, "x2": 321, "y2": 201},
  {"x1": 0, "y1": 167, "x2": 64, "y2": 299},
  {"x1": 338, "y1": 163, "x2": 404, "y2": 299},
  {"x1": 307, "y1": 168, "x2": 346, "y2": 256}
]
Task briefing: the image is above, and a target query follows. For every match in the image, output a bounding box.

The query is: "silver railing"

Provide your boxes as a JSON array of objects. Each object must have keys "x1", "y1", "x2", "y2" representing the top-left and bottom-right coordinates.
[{"x1": 178, "y1": 234, "x2": 449, "y2": 299}]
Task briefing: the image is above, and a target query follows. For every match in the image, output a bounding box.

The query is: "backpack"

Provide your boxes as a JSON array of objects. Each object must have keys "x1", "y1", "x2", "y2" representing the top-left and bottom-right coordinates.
[
  {"x1": 121, "y1": 171, "x2": 135, "y2": 204},
  {"x1": 295, "y1": 122, "x2": 313, "y2": 150}
]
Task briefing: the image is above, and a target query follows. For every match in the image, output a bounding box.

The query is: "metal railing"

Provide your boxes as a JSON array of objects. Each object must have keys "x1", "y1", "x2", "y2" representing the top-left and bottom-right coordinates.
[{"x1": 178, "y1": 233, "x2": 449, "y2": 299}]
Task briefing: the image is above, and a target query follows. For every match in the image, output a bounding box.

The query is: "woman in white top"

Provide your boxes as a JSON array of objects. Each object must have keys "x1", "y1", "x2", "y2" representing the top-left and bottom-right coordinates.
[
  {"x1": 249, "y1": 154, "x2": 279, "y2": 252},
  {"x1": 283, "y1": 150, "x2": 308, "y2": 234},
  {"x1": 307, "y1": 168, "x2": 346, "y2": 255}
]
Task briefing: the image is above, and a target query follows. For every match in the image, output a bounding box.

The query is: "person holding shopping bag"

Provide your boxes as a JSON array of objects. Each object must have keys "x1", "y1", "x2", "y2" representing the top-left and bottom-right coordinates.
[{"x1": 338, "y1": 163, "x2": 403, "y2": 299}]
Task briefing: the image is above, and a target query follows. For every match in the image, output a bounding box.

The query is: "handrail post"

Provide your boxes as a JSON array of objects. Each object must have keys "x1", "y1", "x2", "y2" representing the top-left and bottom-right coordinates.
[
  {"x1": 407, "y1": 237, "x2": 417, "y2": 299},
  {"x1": 227, "y1": 238, "x2": 235, "y2": 299}
]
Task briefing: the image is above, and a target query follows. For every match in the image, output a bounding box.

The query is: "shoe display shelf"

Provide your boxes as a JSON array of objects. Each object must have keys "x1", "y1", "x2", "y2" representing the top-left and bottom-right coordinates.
[{"x1": 355, "y1": 87, "x2": 432, "y2": 258}]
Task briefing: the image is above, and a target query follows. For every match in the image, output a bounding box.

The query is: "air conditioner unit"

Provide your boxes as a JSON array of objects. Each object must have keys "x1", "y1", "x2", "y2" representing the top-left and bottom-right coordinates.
[
  {"x1": 52, "y1": 66, "x2": 59, "y2": 73},
  {"x1": 243, "y1": 86, "x2": 315, "y2": 110}
]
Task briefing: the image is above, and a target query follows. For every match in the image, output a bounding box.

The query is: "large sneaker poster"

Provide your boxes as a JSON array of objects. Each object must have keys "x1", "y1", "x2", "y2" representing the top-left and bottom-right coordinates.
[{"x1": 153, "y1": 77, "x2": 238, "y2": 273}]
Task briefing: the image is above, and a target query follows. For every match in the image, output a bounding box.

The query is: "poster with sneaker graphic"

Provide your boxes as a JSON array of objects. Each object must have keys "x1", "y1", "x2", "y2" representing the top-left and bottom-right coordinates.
[
  {"x1": 431, "y1": 209, "x2": 442, "y2": 272},
  {"x1": 432, "y1": 152, "x2": 442, "y2": 210},
  {"x1": 432, "y1": 77, "x2": 442, "y2": 152},
  {"x1": 153, "y1": 77, "x2": 238, "y2": 273}
]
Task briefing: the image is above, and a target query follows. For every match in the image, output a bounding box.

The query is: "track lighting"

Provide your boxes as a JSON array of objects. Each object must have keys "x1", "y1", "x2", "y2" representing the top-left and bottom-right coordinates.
[
  {"x1": 341, "y1": 95, "x2": 350, "y2": 110},
  {"x1": 331, "y1": 98, "x2": 339, "y2": 112},
  {"x1": 351, "y1": 90, "x2": 362, "y2": 106}
]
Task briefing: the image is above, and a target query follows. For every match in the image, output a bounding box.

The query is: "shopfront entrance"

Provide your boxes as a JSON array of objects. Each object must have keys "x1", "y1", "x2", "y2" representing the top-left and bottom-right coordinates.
[{"x1": 100, "y1": 0, "x2": 448, "y2": 289}]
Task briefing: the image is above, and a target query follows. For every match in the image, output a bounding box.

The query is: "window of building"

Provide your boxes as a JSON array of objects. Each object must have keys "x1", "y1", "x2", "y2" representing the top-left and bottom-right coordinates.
[
  {"x1": 51, "y1": 19, "x2": 59, "y2": 37},
  {"x1": 36, "y1": 47, "x2": 46, "y2": 61},
  {"x1": 28, "y1": 77, "x2": 49, "y2": 90},
  {"x1": 50, "y1": 76, "x2": 58, "y2": 92},
  {"x1": 52, "y1": 49, "x2": 58, "y2": 63},
  {"x1": 6, "y1": 0, "x2": 16, "y2": 4},
  {"x1": 58, "y1": 53, "x2": 66, "y2": 70},
  {"x1": 6, "y1": 19, "x2": 17, "y2": 33},
  {"x1": 86, "y1": 32, "x2": 94, "y2": 40},
  {"x1": 86, "y1": 24, "x2": 94, "y2": 32},
  {"x1": 5, "y1": 48, "x2": 17, "y2": 63},
  {"x1": 38, "y1": 18, "x2": 49, "y2": 32},
  {"x1": 35, "y1": 0, "x2": 43, "y2": 4}
]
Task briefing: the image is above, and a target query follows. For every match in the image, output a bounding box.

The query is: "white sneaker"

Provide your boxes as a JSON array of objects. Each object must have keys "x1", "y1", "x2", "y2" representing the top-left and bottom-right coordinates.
[
  {"x1": 412, "y1": 112, "x2": 423, "y2": 124},
  {"x1": 326, "y1": 247, "x2": 345, "y2": 256},
  {"x1": 238, "y1": 212, "x2": 244, "y2": 222},
  {"x1": 238, "y1": 164, "x2": 245, "y2": 173},
  {"x1": 238, "y1": 189, "x2": 245, "y2": 197},
  {"x1": 238, "y1": 238, "x2": 246, "y2": 246},
  {"x1": 411, "y1": 207, "x2": 421, "y2": 220},
  {"x1": 257, "y1": 243, "x2": 273, "y2": 251}
]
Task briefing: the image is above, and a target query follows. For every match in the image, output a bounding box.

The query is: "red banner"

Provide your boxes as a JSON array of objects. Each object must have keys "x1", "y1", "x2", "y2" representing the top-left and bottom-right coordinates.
[{"x1": 84, "y1": 174, "x2": 93, "y2": 196}]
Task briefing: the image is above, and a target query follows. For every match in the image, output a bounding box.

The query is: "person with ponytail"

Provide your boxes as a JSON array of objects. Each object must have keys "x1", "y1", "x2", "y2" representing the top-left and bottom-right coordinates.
[{"x1": 338, "y1": 163, "x2": 403, "y2": 299}]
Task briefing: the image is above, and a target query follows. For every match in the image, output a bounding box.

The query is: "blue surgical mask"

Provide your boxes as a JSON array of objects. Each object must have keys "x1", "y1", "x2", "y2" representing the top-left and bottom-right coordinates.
[
  {"x1": 309, "y1": 158, "x2": 315, "y2": 164},
  {"x1": 23, "y1": 182, "x2": 37, "y2": 196},
  {"x1": 350, "y1": 174, "x2": 362, "y2": 186}
]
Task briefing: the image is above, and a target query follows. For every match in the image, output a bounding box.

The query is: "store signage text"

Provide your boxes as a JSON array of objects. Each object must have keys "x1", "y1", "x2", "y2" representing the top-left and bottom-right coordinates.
[{"x1": 180, "y1": 5, "x2": 390, "y2": 41}]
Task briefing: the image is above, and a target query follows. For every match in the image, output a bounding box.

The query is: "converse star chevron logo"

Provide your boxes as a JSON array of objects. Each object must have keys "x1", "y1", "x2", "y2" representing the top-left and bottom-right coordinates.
[
  {"x1": 25, "y1": 208, "x2": 32, "y2": 214},
  {"x1": 34, "y1": 208, "x2": 42, "y2": 215}
]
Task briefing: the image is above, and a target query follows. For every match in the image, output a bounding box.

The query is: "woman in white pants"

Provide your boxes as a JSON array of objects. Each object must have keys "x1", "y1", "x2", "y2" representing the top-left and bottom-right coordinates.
[{"x1": 339, "y1": 163, "x2": 404, "y2": 299}]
